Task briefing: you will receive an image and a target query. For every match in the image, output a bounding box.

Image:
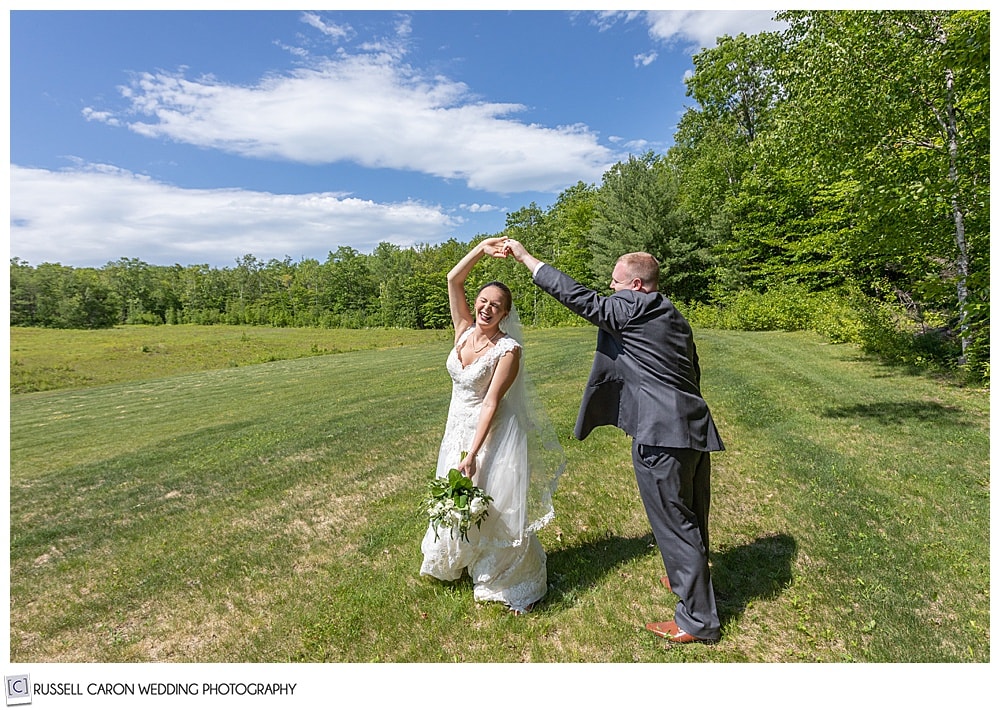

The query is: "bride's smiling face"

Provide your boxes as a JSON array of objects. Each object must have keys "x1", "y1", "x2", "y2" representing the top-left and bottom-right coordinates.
[{"x1": 475, "y1": 285, "x2": 510, "y2": 330}]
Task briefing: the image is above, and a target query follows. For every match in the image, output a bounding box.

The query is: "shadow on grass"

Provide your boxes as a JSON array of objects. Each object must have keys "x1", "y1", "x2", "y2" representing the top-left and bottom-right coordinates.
[
  {"x1": 822, "y1": 400, "x2": 967, "y2": 425},
  {"x1": 543, "y1": 533, "x2": 654, "y2": 608},
  {"x1": 541, "y1": 532, "x2": 798, "y2": 625},
  {"x1": 711, "y1": 532, "x2": 797, "y2": 626}
]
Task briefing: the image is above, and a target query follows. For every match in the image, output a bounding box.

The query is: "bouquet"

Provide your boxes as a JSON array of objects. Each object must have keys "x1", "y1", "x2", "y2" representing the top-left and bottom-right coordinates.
[{"x1": 421, "y1": 454, "x2": 493, "y2": 542}]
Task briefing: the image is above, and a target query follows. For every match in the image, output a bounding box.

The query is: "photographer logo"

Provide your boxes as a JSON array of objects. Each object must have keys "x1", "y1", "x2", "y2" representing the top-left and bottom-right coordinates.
[{"x1": 4, "y1": 675, "x2": 31, "y2": 706}]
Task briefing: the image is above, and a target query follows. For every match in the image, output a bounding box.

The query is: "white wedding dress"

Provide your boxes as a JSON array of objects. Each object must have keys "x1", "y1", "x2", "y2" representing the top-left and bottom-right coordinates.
[{"x1": 420, "y1": 326, "x2": 551, "y2": 613}]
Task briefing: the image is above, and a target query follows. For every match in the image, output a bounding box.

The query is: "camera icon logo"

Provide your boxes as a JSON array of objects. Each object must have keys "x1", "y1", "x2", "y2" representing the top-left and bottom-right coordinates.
[{"x1": 5, "y1": 675, "x2": 31, "y2": 706}]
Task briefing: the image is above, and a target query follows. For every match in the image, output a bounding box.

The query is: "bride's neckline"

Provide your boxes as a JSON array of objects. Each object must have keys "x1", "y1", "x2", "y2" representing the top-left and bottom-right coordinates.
[
  {"x1": 456, "y1": 327, "x2": 506, "y2": 368},
  {"x1": 472, "y1": 330, "x2": 501, "y2": 353}
]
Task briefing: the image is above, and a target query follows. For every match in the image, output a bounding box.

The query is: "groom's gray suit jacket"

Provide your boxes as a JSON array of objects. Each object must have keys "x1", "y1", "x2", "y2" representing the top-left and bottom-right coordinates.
[{"x1": 534, "y1": 264, "x2": 723, "y2": 452}]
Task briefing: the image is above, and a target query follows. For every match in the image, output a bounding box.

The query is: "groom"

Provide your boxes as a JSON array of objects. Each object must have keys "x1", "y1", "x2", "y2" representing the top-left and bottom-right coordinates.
[{"x1": 503, "y1": 239, "x2": 724, "y2": 644}]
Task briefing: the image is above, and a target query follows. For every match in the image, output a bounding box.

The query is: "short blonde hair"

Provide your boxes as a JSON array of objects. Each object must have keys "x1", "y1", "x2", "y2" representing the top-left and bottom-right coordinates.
[{"x1": 616, "y1": 252, "x2": 659, "y2": 290}]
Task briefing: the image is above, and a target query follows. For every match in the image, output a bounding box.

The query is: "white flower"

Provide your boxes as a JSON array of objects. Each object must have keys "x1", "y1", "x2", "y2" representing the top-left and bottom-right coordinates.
[{"x1": 422, "y1": 461, "x2": 493, "y2": 542}]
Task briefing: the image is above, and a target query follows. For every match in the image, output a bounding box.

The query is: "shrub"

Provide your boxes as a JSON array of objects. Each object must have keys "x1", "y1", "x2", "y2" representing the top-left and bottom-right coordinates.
[
  {"x1": 686, "y1": 284, "x2": 841, "y2": 333},
  {"x1": 808, "y1": 290, "x2": 865, "y2": 344},
  {"x1": 682, "y1": 284, "x2": 985, "y2": 383}
]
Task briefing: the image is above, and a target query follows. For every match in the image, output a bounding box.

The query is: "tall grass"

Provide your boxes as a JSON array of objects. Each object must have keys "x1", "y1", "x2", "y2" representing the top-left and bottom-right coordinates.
[
  {"x1": 9, "y1": 324, "x2": 451, "y2": 394},
  {"x1": 8, "y1": 326, "x2": 989, "y2": 663}
]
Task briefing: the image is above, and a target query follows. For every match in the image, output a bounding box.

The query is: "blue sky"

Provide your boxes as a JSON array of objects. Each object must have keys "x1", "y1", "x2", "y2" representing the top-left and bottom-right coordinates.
[{"x1": 9, "y1": 8, "x2": 786, "y2": 268}]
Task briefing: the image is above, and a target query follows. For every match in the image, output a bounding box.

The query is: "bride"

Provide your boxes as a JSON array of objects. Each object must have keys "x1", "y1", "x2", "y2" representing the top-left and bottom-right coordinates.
[{"x1": 419, "y1": 237, "x2": 563, "y2": 614}]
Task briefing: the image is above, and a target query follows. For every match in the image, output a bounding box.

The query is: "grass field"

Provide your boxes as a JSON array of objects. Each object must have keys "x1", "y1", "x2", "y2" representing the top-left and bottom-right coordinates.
[
  {"x1": 7, "y1": 325, "x2": 990, "y2": 664},
  {"x1": 9, "y1": 325, "x2": 451, "y2": 394}
]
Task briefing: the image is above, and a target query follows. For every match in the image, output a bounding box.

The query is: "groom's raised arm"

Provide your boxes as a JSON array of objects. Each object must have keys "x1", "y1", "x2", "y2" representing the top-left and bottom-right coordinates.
[
  {"x1": 533, "y1": 264, "x2": 608, "y2": 327},
  {"x1": 504, "y1": 239, "x2": 629, "y2": 330}
]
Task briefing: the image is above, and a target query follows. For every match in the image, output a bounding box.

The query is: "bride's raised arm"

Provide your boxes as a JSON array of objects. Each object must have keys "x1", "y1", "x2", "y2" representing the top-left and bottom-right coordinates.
[{"x1": 446, "y1": 237, "x2": 508, "y2": 335}]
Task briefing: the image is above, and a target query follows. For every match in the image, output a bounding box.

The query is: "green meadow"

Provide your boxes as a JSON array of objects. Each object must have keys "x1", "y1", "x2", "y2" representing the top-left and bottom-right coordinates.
[{"x1": 8, "y1": 326, "x2": 990, "y2": 662}]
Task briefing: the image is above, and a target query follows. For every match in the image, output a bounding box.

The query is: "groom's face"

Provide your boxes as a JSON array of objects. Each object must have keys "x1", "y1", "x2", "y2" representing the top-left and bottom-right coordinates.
[{"x1": 610, "y1": 263, "x2": 636, "y2": 292}]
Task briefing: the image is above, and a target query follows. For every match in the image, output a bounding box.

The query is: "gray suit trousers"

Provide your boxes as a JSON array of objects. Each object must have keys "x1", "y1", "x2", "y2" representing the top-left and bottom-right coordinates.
[{"x1": 632, "y1": 441, "x2": 721, "y2": 640}]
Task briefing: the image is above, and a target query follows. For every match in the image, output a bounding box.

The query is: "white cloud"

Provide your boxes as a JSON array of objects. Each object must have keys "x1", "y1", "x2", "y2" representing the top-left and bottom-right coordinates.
[
  {"x1": 300, "y1": 12, "x2": 353, "y2": 42},
  {"x1": 9, "y1": 165, "x2": 458, "y2": 268},
  {"x1": 644, "y1": 10, "x2": 785, "y2": 51},
  {"x1": 634, "y1": 51, "x2": 658, "y2": 67},
  {"x1": 461, "y1": 203, "x2": 503, "y2": 214},
  {"x1": 81, "y1": 107, "x2": 121, "y2": 127},
  {"x1": 619, "y1": 138, "x2": 653, "y2": 153},
  {"x1": 591, "y1": 10, "x2": 643, "y2": 32},
  {"x1": 87, "y1": 44, "x2": 616, "y2": 195},
  {"x1": 595, "y1": 10, "x2": 785, "y2": 53}
]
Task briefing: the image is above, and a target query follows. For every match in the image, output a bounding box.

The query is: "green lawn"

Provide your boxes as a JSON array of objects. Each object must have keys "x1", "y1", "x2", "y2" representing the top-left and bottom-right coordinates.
[
  {"x1": 9, "y1": 324, "x2": 451, "y2": 394},
  {"x1": 8, "y1": 326, "x2": 990, "y2": 663}
]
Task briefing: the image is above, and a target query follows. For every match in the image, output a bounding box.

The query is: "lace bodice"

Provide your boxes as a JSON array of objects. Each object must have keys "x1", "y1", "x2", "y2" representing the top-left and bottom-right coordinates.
[{"x1": 445, "y1": 328, "x2": 521, "y2": 414}]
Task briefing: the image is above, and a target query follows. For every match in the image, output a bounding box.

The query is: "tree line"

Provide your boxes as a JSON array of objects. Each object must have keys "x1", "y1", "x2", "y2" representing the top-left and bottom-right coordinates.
[{"x1": 10, "y1": 11, "x2": 989, "y2": 379}]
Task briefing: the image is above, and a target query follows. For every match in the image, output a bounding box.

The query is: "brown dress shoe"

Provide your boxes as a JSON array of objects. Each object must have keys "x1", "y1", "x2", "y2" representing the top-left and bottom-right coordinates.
[{"x1": 644, "y1": 620, "x2": 717, "y2": 645}]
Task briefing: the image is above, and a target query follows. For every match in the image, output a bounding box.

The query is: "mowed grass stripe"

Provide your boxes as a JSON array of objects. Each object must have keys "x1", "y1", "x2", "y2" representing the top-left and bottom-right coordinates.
[{"x1": 700, "y1": 330, "x2": 989, "y2": 661}]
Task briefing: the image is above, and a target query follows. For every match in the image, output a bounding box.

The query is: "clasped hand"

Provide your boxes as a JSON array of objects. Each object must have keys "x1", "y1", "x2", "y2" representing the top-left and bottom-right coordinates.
[{"x1": 481, "y1": 236, "x2": 525, "y2": 261}]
